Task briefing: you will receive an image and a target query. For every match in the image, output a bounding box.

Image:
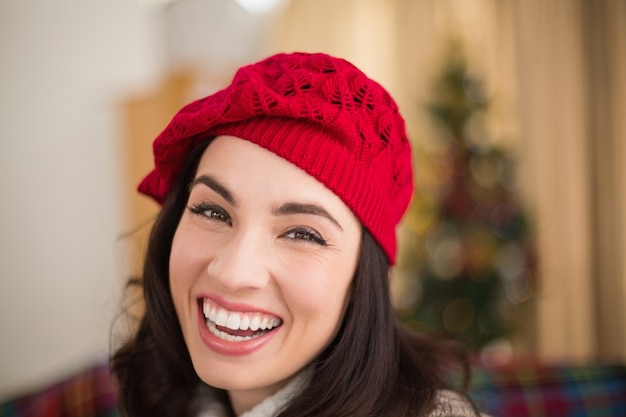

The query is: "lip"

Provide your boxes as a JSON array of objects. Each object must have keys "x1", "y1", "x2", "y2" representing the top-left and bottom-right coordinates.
[
  {"x1": 203, "y1": 294, "x2": 281, "y2": 316},
  {"x1": 196, "y1": 295, "x2": 282, "y2": 356}
]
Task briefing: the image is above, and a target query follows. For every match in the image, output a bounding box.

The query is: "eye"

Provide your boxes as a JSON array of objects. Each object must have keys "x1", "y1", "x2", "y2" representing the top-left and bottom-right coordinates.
[
  {"x1": 282, "y1": 227, "x2": 327, "y2": 246},
  {"x1": 188, "y1": 202, "x2": 232, "y2": 226}
]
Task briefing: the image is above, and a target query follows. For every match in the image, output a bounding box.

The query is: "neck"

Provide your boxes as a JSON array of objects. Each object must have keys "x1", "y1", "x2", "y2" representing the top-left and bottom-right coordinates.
[
  {"x1": 226, "y1": 367, "x2": 312, "y2": 416},
  {"x1": 227, "y1": 379, "x2": 287, "y2": 416}
]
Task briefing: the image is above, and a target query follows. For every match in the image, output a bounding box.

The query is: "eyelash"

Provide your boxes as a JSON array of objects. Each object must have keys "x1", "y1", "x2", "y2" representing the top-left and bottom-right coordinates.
[
  {"x1": 187, "y1": 202, "x2": 327, "y2": 246},
  {"x1": 283, "y1": 227, "x2": 328, "y2": 246},
  {"x1": 188, "y1": 202, "x2": 232, "y2": 225}
]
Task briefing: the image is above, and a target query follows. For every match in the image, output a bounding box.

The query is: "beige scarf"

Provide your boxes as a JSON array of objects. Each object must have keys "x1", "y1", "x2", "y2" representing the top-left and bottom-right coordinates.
[
  {"x1": 193, "y1": 369, "x2": 483, "y2": 417},
  {"x1": 193, "y1": 369, "x2": 311, "y2": 417}
]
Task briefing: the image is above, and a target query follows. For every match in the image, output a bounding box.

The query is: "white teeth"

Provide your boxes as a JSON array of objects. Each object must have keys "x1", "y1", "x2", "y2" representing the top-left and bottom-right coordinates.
[
  {"x1": 207, "y1": 321, "x2": 256, "y2": 342},
  {"x1": 260, "y1": 317, "x2": 269, "y2": 330},
  {"x1": 250, "y1": 316, "x2": 261, "y2": 331},
  {"x1": 225, "y1": 313, "x2": 241, "y2": 330},
  {"x1": 215, "y1": 309, "x2": 228, "y2": 327},
  {"x1": 240, "y1": 315, "x2": 250, "y2": 331},
  {"x1": 202, "y1": 304, "x2": 218, "y2": 323},
  {"x1": 202, "y1": 300, "x2": 282, "y2": 333}
]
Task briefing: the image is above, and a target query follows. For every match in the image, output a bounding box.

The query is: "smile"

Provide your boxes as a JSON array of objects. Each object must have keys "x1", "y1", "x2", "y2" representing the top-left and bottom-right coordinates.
[{"x1": 202, "y1": 299, "x2": 283, "y2": 342}]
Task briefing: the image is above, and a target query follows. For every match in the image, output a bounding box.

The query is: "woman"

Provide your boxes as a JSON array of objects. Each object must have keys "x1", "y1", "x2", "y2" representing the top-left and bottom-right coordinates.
[{"x1": 112, "y1": 52, "x2": 483, "y2": 417}]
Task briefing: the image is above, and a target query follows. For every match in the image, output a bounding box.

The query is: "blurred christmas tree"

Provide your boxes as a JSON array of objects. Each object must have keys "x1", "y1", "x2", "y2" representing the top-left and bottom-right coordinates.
[{"x1": 397, "y1": 42, "x2": 536, "y2": 351}]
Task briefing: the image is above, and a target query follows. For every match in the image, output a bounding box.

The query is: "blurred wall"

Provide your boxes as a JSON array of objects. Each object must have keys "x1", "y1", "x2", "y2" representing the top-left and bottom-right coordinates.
[
  {"x1": 0, "y1": 0, "x2": 287, "y2": 398},
  {"x1": 0, "y1": 0, "x2": 163, "y2": 397}
]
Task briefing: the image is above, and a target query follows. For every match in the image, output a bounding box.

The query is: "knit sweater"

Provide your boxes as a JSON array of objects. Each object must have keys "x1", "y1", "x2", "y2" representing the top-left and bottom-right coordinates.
[{"x1": 193, "y1": 370, "x2": 484, "y2": 417}]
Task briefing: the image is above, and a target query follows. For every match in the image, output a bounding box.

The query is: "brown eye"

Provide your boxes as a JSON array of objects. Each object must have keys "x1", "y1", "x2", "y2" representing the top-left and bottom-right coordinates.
[
  {"x1": 188, "y1": 203, "x2": 232, "y2": 226},
  {"x1": 282, "y1": 227, "x2": 327, "y2": 246}
]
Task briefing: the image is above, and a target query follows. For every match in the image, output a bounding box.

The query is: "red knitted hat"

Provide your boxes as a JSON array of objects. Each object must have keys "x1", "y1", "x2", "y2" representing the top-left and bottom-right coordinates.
[{"x1": 138, "y1": 52, "x2": 413, "y2": 264}]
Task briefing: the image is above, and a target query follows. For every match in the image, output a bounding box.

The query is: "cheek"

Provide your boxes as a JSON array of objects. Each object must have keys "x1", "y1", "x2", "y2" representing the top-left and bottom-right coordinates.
[
  {"x1": 168, "y1": 226, "x2": 208, "y2": 307},
  {"x1": 281, "y1": 256, "x2": 356, "y2": 329},
  {"x1": 169, "y1": 223, "x2": 214, "y2": 279},
  {"x1": 168, "y1": 235, "x2": 188, "y2": 318},
  {"x1": 169, "y1": 231, "x2": 191, "y2": 289}
]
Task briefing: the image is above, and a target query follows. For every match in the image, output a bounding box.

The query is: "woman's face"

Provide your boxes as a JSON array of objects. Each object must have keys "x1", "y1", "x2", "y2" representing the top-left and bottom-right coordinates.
[{"x1": 169, "y1": 135, "x2": 362, "y2": 414}]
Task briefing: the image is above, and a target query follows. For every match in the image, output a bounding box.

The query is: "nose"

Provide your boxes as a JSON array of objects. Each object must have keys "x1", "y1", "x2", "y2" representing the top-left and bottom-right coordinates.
[{"x1": 206, "y1": 228, "x2": 271, "y2": 291}]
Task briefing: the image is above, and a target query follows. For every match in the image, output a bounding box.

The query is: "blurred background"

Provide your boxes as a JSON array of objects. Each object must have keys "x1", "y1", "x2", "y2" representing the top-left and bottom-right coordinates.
[{"x1": 1, "y1": 0, "x2": 624, "y2": 400}]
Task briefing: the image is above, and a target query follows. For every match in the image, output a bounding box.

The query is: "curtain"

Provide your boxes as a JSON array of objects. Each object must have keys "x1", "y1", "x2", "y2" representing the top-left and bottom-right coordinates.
[
  {"x1": 514, "y1": 0, "x2": 626, "y2": 361},
  {"x1": 270, "y1": 0, "x2": 626, "y2": 361}
]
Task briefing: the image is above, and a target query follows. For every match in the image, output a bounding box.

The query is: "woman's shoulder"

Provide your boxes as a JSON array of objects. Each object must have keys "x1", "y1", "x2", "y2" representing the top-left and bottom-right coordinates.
[{"x1": 426, "y1": 390, "x2": 490, "y2": 417}]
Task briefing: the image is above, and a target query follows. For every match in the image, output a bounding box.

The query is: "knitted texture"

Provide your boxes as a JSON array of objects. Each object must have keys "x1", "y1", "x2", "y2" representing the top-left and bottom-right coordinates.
[{"x1": 138, "y1": 52, "x2": 413, "y2": 263}]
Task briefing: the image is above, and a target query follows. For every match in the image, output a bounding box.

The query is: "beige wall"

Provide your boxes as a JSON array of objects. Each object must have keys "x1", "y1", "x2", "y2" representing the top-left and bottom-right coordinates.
[
  {"x1": 0, "y1": 0, "x2": 285, "y2": 397},
  {"x1": 0, "y1": 0, "x2": 165, "y2": 397}
]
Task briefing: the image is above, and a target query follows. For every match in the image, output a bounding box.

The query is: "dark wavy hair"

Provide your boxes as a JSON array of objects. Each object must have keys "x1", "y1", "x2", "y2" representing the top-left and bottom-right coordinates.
[{"x1": 111, "y1": 138, "x2": 473, "y2": 417}]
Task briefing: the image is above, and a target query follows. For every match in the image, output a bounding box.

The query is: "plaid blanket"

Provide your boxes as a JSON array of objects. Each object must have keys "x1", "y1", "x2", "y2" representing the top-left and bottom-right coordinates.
[
  {"x1": 469, "y1": 362, "x2": 626, "y2": 417},
  {"x1": 1, "y1": 361, "x2": 625, "y2": 417},
  {"x1": 0, "y1": 363, "x2": 118, "y2": 417}
]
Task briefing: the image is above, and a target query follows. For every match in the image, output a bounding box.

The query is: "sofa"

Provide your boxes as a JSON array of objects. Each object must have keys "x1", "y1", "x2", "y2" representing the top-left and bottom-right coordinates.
[
  {"x1": 1, "y1": 360, "x2": 625, "y2": 416},
  {"x1": 468, "y1": 361, "x2": 626, "y2": 416}
]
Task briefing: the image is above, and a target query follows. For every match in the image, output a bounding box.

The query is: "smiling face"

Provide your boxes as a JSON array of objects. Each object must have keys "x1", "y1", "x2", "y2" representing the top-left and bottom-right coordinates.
[{"x1": 169, "y1": 135, "x2": 362, "y2": 414}]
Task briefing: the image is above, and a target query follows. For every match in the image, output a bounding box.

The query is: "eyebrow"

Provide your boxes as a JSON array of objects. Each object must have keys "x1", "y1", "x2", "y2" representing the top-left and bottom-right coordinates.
[
  {"x1": 189, "y1": 175, "x2": 238, "y2": 207},
  {"x1": 273, "y1": 202, "x2": 343, "y2": 231},
  {"x1": 189, "y1": 175, "x2": 342, "y2": 231}
]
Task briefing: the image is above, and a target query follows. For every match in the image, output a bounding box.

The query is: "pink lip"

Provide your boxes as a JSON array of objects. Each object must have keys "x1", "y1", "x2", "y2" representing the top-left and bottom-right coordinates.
[
  {"x1": 203, "y1": 294, "x2": 280, "y2": 316},
  {"x1": 196, "y1": 294, "x2": 281, "y2": 356}
]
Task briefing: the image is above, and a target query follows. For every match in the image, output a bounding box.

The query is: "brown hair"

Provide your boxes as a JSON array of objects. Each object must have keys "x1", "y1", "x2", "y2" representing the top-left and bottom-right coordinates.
[{"x1": 111, "y1": 138, "x2": 473, "y2": 417}]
